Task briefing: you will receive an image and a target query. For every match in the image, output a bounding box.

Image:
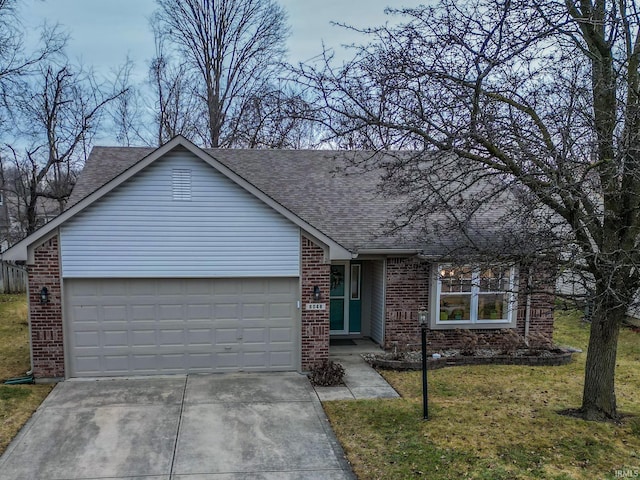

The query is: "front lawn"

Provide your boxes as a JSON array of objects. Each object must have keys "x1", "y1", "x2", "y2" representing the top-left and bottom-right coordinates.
[
  {"x1": 0, "y1": 295, "x2": 53, "y2": 455},
  {"x1": 324, "y1": 309, "x2": 640, "y2": 480}
]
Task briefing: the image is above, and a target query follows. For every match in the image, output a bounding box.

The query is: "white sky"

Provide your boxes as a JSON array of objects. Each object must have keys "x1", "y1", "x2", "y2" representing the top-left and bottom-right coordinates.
[{"x1": 20, "y1": 0, "x2": 420, "y2": 83}]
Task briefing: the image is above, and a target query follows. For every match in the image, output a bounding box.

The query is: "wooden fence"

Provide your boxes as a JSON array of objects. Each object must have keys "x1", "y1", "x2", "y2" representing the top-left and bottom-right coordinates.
[{"x1": 0, "y1": 262, "x2": 27, "y2": 294}]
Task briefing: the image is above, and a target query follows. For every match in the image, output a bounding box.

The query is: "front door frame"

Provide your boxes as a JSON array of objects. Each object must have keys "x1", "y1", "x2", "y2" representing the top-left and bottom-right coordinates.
[
  {"x1": 330, "y1": 261, "x2": 350, "y2": 334},
  {"x1": 329, "y1": 261, "x2": 364, "y2": 335}
]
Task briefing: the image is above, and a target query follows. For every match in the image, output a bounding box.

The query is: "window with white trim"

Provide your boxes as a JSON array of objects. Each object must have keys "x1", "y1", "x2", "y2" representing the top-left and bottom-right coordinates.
[{"x1": 435, "y1": 264, "x2": 517, "y2": 327}]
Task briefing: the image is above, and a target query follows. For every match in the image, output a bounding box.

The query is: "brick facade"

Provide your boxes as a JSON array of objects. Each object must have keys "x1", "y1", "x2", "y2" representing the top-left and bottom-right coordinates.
[
  {"x1": 28, "y1": 235, "x2": 65, "y2": 379},
  {"x1": 300, "y1": 235, "x2": 331, "y2": 370},
  {"x1": 24, "y1": 234, "x2": 554, "y2": 378},
  {"x1": 383, "y1": 257, "x2": 430, "y2": 350},
  {"x1": 383, "y1": 257, "x2": 555, "y2": 352}
]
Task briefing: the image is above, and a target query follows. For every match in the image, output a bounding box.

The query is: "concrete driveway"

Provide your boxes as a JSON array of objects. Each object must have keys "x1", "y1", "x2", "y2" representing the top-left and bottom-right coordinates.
[{"x1": 0, "y1": 373, "x2": 355, "y2": 479}]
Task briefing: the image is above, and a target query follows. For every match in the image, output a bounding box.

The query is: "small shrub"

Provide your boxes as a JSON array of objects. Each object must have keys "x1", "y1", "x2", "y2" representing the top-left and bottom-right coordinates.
[
  {"x1": 457, "y1": 329, "x2": 480, "y2": 355},
  {"x1": 527, "y1": 330, "x2": 554, "y2": 351},
  {"x1": 499, "y1": 328, "x2": 525, "y2": 355},
  {"x1": 308, "y1": 360, "x2": 345, "y2": 386}
]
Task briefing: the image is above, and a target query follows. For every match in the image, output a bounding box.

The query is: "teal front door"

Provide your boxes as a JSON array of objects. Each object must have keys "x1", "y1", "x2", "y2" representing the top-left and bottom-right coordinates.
[{"x1": 330, "y1": 262, "x2": 362, "y2": 334}]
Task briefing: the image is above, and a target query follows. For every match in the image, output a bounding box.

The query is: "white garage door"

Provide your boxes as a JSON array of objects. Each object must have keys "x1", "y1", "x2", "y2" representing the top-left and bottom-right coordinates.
[{"x1": 65, "y1": 278, "x2": 299, "y2": 377}]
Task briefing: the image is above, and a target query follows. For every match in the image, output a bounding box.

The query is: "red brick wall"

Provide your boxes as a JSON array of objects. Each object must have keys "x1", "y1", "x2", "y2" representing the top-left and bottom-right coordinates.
[
  {"x1": 525, "y1": 263, "x2": 556, "y2": 341},
  {"x1": 28, "y1": 235, "x2": 64, "y2": 379},
  {"x1": 300, "y1": 235, "x2": 330, "y2": 370},
  {"x1": 383, "y1": 258, "x2": 555, "y2": 352},
  {"x1": 383, "y1": 257, "x2": 430, "y2": 350}
]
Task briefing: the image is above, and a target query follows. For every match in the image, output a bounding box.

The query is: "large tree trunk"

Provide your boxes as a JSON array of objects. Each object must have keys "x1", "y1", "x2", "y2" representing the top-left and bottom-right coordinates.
[{"x1": 580, "y1": 293, "x2": 623, "y2": 421}]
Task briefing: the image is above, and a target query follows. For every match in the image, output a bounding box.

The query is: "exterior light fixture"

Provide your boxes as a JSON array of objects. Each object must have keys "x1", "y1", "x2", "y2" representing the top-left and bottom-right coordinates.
[
  {"x1": 313, "y1": 285, "x2": 321, "y2": 301},
  {"x1": 39, "y1": 287, "x2": 50, "y2": 305},
  {"x1": 418, "y1": 308, "x2": 429, "y2": 420}
]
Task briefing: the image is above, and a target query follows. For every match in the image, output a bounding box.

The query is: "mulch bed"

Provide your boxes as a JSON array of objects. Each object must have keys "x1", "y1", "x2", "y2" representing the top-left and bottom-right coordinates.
[{"x1": 363, "y1": 348, "x2": 575, "y2": 370}]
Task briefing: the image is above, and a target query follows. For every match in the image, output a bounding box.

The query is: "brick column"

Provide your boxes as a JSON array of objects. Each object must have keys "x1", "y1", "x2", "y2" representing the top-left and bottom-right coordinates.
[
  {"x1": 300, "y1": 235, "x2": 330, "y2": 371},
  {"x1": 28, "y1": 235, "x2": 64, "y2": 379},
  {"x1": 384, "y1": 257, "x2": 430, "y2": 350},
  {"x1": 525, "y1": 263, "x2": 556, "y2": 340}
]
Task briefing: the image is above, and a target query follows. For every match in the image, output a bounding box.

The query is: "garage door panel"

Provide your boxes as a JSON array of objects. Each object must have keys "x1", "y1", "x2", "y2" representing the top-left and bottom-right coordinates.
[
  {"x1": 214, "y1": 303, "x2": 241, "y2": 319},
  {"x1": 270, "y1": 302, "x2": 295, "y2": 318},
  {"x1": 74, "y1": 331, "x2": 100, "y2": 347},
  {"x1": 270, "y1": 327, "x2": 293, "y2": 343},
  {"x1": 242, "y1": 304, "x2": 266, "y2": 318},
  {"x1": 75, "y1": 356, "x2": 100, "y2": 373},
  {"x1": 187, "y1": 328, "x2": 213, "y2": 345},
  {"x1": 103, "y1": 331, "x2": 128, "y2": 347},
  {"x1": 242, "y1": 328, "x2": 267, "y2": 344},
  {"x1": 215, "y1": 328, "x2": 240, "y2": 344},
  {"x1": 103, "y1": 305, "x2": 127, "y2": 321},
  {"x1": 187, "y1": 304, "x2": 211, "y2": 319},
  {"x1": 270, "y1": 351, "x2": 294, "y2": 368},
  {"x1": 159, "y1": 329, "x2": 185, "y2": 346},
  {"x1": 217, "y1": 352, "x2": 240, "y2": 368},
  {"x1": 72, "y1": 305, "x2": 99, "y2": 322},
  {"x1": 104, "y1": 355, "x2": 129, "y2": 372},
  {"x1": 66, "y1": 278, "x2": 298, "y2": 377}
]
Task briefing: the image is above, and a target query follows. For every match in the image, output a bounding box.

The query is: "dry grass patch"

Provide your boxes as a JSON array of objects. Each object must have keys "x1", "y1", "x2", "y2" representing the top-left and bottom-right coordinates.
[
  {"x1": 0, "y1": 295, "x2": 53, "y2": 454},
  {"x1": 324, "y1": 309, "x2": 640, "y2": 479}
]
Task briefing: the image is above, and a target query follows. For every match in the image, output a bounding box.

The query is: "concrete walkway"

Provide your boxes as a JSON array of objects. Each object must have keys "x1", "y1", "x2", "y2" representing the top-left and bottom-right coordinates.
[
  {"x1": 0, "y1": 373, "x2": 355, "y2": 480},
  {"x1": 314, "y1": 339, "x2": 400, "y2": 401}
]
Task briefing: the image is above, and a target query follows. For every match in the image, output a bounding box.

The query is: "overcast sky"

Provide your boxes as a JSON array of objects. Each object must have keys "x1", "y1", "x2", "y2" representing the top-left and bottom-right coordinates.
[{"x1": 20, "y1": 0, "x2": 420, "y2": 83}]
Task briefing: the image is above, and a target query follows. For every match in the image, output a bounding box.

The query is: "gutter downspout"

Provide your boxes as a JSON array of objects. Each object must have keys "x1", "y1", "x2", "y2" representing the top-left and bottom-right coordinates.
[{"x1": 524, "y1": 265, "x2": 532, "y2": 346}]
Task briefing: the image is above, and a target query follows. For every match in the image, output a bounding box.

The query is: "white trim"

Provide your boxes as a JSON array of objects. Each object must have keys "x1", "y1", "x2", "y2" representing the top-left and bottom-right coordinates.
[
  {"x1": 2, "y1": 136, "x2": 352, "y2": 263},
  {"x1": 350, "y1": 264, "x2": 361, "y2": 301}
]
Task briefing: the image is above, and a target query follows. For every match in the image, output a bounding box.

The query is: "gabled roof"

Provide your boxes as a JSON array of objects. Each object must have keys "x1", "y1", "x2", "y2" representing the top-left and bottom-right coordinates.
[
  {"x1": 2, "y1": 136, "x2": 520, "y2": 263},
  {"x1": 67, "y1": 142, "x2": 417, "y2": 253}
]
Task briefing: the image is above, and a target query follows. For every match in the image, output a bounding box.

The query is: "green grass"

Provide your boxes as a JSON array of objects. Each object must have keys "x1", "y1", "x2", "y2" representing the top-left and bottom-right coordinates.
[
  {"x1": 0, "y1": 294, "x2": 53, "y2": 455},
  {"x1": 324, "y1": 309, "x2": 640, "y2": 480}
]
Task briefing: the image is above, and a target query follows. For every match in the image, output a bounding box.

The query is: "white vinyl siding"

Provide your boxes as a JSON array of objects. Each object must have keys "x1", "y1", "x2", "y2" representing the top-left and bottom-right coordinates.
[
  {"x1": 370, "y1": 259, "x2": 385, "y2": 345},
  {"x1": 60, "y1": 151, "x2": 300, "y2": 277}
]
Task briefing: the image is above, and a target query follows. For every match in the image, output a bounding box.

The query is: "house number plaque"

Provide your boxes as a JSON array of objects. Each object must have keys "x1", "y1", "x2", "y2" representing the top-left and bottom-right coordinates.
[{"x1": 305, "y1": 303, "x2": 326, "y2": 311}]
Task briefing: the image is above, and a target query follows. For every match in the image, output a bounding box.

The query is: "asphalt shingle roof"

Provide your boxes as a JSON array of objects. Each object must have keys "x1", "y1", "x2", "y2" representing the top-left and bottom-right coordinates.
[{"x1": 69, "y1": 145, "x2": 522, "y2": 255}]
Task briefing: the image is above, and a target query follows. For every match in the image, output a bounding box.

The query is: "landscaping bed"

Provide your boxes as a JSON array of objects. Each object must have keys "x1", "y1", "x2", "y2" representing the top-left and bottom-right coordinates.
[{"x1": 363, "y1": 347, "x2": 575, "y2": 370}]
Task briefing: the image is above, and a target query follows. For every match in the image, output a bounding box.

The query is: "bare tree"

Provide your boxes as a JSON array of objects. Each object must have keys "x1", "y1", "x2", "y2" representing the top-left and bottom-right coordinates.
[
  {"x1": 298, "y1": 0, "x2": 640, "y2": 421},
  {"x1": 3, "y1": 60, "x2": 127, "y2": 236},
  {"x1": 151, "y1": 0, "x2": 289, "y2": 147},
  {"x1": 228, "y1": 83, "x2": 319, "y2": 148},
  {"x1": 0, "y1": 0, "x2": 65, "y2": 129},
  {"x1": 109, "y1": 58, "x2": 148, "y2": 147},
  {"x1": 148, "y1": 30, "x2": 206, "y2": 146}
]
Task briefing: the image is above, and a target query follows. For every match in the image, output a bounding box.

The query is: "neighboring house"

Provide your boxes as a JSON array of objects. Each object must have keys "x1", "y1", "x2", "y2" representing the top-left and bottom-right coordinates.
[{"x1": 1, "y1": 137, "x2": 555, "y2": 380}]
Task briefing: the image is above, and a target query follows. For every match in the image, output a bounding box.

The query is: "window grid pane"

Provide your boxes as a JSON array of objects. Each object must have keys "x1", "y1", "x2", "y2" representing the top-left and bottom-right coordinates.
[
  {"x1": 439, "y1": 293, "x2": 472, "y2": 321},
  {"x1": 439, "y1": 267, "x2": 473, "y2": 293}
]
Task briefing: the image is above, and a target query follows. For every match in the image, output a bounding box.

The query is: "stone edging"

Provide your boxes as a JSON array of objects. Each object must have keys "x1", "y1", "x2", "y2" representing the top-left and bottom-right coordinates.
[{"x1": 367, "y1": 350, "x2": 574, "y2": 370}]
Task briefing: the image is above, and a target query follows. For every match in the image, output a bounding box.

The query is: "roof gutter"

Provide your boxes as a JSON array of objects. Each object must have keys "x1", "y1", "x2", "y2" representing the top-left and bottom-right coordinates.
[{"x1": 355, "y1": 249, "x2": 423, "y2": 256}]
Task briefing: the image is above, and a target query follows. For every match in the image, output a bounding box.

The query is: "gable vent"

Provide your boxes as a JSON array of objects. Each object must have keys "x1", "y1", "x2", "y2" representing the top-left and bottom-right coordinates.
[{"x1": 172, "y1": 169, "x2": 192, "y2": 201}]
